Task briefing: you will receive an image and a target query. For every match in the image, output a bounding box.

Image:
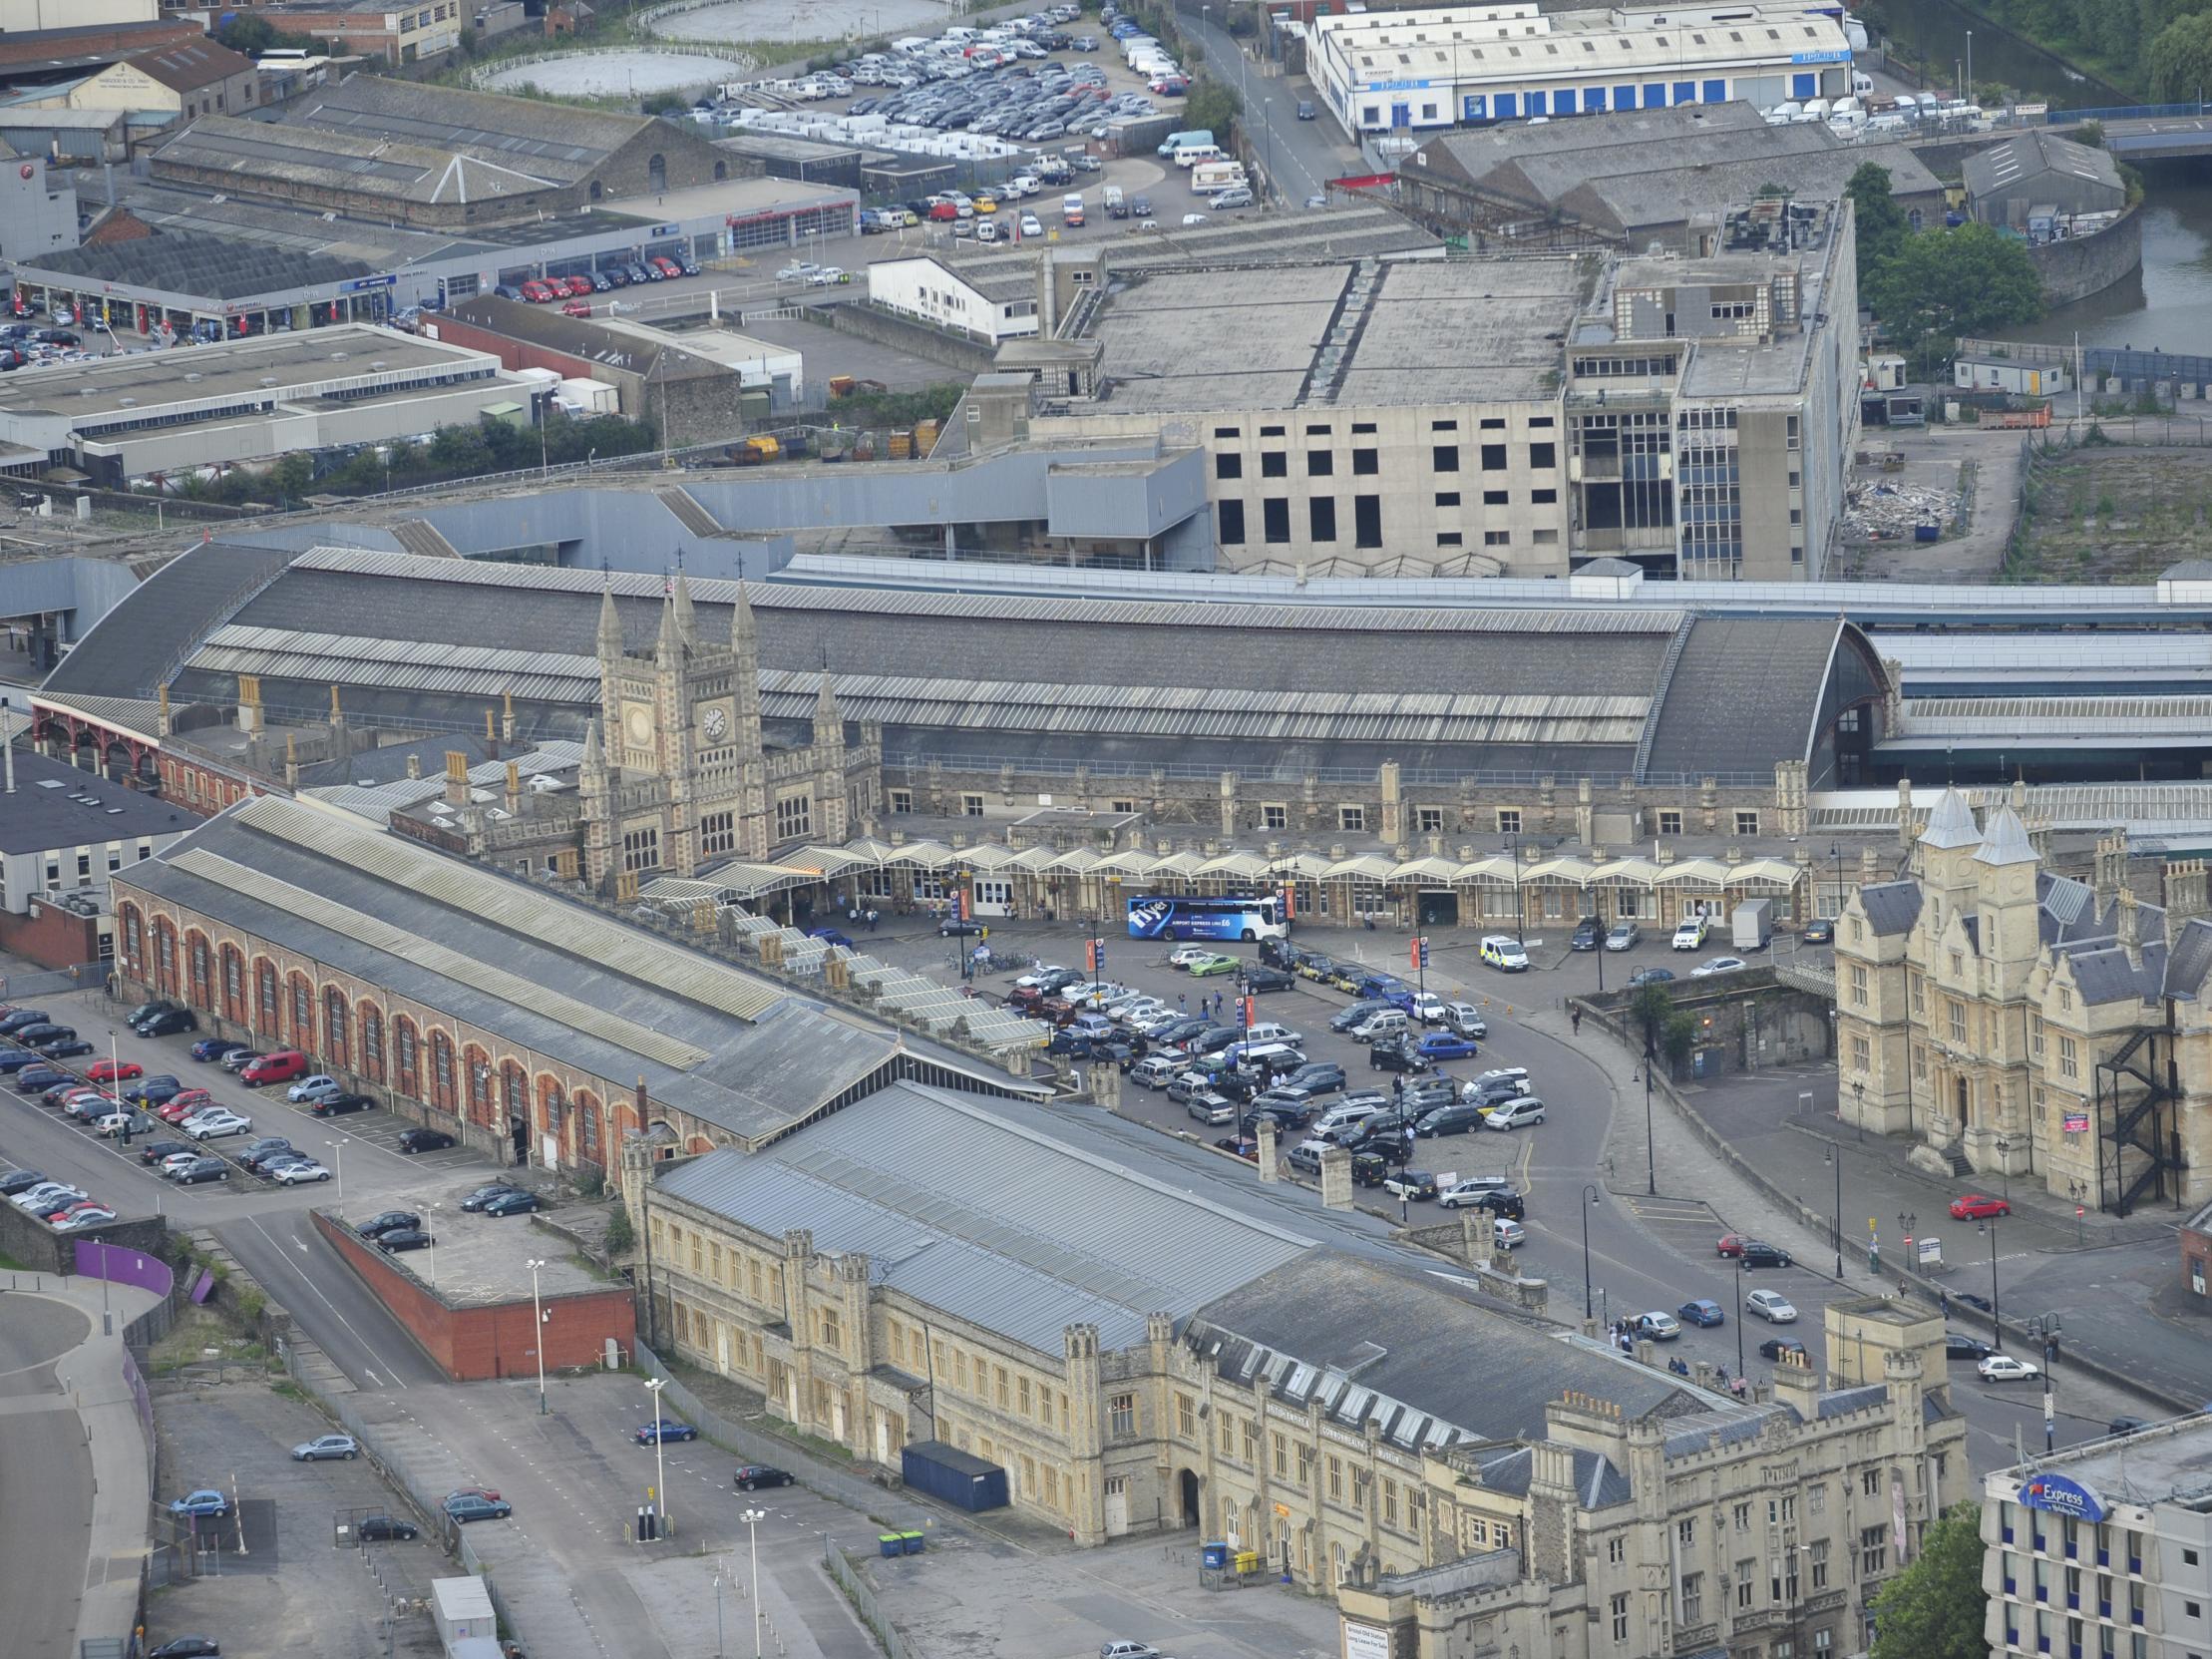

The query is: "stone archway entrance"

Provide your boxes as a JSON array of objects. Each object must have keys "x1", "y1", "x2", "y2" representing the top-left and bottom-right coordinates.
[{"x1": 1178, "y1": 1467, "x2": 1200, "y2": 1527}]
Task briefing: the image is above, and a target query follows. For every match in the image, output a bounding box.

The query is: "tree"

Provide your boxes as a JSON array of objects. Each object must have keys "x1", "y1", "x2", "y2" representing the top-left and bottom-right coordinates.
[
  {"x1": 1183, "y1": 76, "x2": 1243, "y2": 148},
  {"x1": 1863, "y1": 222, "x2": 2043, "y2": 374},
  {"x1": 269, "y1": 452, "x2": 312, "y2": 504},
  {"x1": 2148, "y1": 10, "x2": 2212, "y2": 101},
  {"x1": 1845, "y1": 162, "x2": 1909, "y2": 287},
  {"x1": 1870, "y1": 1500, "x2": 1989, "y2": 1659}
]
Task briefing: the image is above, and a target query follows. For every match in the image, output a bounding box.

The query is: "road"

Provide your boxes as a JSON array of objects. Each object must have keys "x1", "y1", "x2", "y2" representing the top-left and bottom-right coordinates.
[
  {"x1": 1178, "y1": 5, "x2": 1357, "y2": 205},
  {"x1": 0, "y1": 1293, "x2": 95, "y2": 1659}
]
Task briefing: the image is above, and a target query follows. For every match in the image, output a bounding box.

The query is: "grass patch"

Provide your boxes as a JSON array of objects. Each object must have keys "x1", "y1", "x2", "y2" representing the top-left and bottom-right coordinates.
[
  {"x1": 763, "y1": 1413, "x2": 854, "y2": 1462},
  {"x1": 147, "y1": 1302, "x2": 267, "y2": 1375},
  {"x1": 0, "y1": 1247, "x2": 31, "y2": 1272}
]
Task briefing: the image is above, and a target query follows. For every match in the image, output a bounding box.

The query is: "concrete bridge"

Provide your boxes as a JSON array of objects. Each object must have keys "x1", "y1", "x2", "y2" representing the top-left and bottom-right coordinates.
[{"x1": 2042, "y1": 102, "x2": 2212, "y2": 161}]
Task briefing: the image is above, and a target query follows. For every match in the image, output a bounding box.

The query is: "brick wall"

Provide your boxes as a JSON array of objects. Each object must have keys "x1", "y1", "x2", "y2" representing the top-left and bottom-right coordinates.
[
  {"x1": 0, "y1": 901, "x2": 99, "y2": 971},
  {"x1": 312, "y1": 1207, "x2": 634, "y2": 1381},
  {"x1": 0, "y1": 1199, "x2": 166, "y2": 1275}
]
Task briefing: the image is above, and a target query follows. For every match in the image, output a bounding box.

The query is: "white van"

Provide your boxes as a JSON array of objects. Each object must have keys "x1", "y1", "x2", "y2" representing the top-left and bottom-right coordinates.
[
  {"x1": 1852, "y1": 70, "x2": 1874, "y2": 98},
  {"x1": 1351, "y1": 1010, "x2": 1409, "y2": 1043},
  {"x1": 1130, "y1": 1055, "x2": 1181, "y2": 1090},
  {"x1": 1190, "y1": 160, "x2": 1246, "y2": 196},
  {"x1": 1312, "y1": 1098, "x2": 1384, "y2": 1138},
  {"x1": 1767, "y1": 100, "x2": 1802, "y2": 123},
  {"x1": 1176, "y1": 145, "x2": 1226, "y2": 169},
  {"x1": 1801, "y1": 98, "x2": 1832, "y2": 123},
  {"x1": 1241, "y1": 1022, "x2": 1299, "y2": 1045}
]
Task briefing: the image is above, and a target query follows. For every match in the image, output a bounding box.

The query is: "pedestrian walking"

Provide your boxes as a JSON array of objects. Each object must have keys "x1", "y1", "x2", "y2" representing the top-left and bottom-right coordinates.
[
  {"x1": 1938, "y1": 1289, "x2": 1949, "y2": 1320},
  {"x1": 1570, "y1": 1007, "x2": 1583, "y2": 1037},
  {"x1": 866, "y1": 907, "x2": 880, "y2": 932},
  {"x1": 1179, "y1": 992, "x2": 1189, "y2": 1013}
]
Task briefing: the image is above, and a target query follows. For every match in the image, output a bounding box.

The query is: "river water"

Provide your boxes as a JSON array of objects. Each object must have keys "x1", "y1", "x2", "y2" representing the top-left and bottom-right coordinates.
[{"x1": 1882, "y1": 0, "x2": 2212, "y2": 356}]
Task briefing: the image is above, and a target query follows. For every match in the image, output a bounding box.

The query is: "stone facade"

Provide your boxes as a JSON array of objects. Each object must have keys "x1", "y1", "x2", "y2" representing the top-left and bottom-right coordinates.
[
  {"x1": 580, "y1": 576, "x2": 881, "y2": 893},
  {"x1": 1836, "y1": 786, "x2": 2212, "y2": 1212}
]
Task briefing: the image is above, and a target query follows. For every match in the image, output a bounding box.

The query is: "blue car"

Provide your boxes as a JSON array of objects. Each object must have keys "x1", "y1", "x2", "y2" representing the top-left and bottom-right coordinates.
[
  {"x1": 1678, "y1": 1298, "x2": 1725, "y2": 1329},
  {"x1": 1416, "y1": 1032, "x2": 1480, "y2": 1060},
  {"x1": 807, "y1": 928, "x2": 856, "y2": 950},
  {"x1": 634, "y1": 1420, "x2": 698, "y2": 1445},
  {"x1": 0, "y1": 1048, "x2": 41, "y2": 1071},
  {"x1": 170, "y1": 1488, "x2": 229, "y2": 1518}
]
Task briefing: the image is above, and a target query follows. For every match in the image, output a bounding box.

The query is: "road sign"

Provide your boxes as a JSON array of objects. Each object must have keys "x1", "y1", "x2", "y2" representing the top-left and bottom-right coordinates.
[{"x1": 1412, "y1": 937, "x2": 1430, "y2": 970}]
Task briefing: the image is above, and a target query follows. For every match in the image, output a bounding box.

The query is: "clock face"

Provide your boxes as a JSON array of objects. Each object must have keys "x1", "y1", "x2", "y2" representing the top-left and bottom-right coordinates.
[
  {"x1": 700, "y1": 703, "x2": 730, "y2": 743},
  {"x1": 621, "y1": 701, "x2": 654, "y2": 748}
]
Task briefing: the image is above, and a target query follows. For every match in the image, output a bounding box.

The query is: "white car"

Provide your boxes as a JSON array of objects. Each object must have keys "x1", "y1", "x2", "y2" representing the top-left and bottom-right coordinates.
[
  {"x1": 1691, "y1": 957, "x2": 1748, "y2": 978},
  {"x1": 12, "y1": 1182, "x2": 84, "y2": 1211},
  {"x1": 1181, "y1": 212, "x2": 1208, "y2": 226},
  {"x1": 1671, "y1": 916, "x2": 1710, "y2": 950},
  {"x1": 288, "y1": 1075, "x2": 342, "y2": 1103},
  {"x1": 1130, "y1": 1010, "x2": 1186, "y2": 1037},
  {"x1": 94, "y1": 1112, "x2": 138, "y2": 1137},
  {"x1": 1410, "y1": 992, "x2": 1447, "y2": 1025},
  {"x1": 1485, "y1": 1098, "x2": 1547, "y2": 1130},
  {"x1": 776, "y1": 261, "x2": 819, "y2": 281},
  {"x1": 271, "y1": 1160, "x2": 332, "y2": 1185},
  {"x1": 1744, "y1": 1289, "x2": 1798, "y2": 1324},
  {"x1": 1019, "y1": 212, "x2": 1044, "y2": 236},
  {"x1": 1978, "y1": 1354, "x2": 2042, "y2": 1383},
  {"x1": 1492, "y1": 1217, "x2": 1526, "y2": 1248},
  {"x1": 808, "y1": 266, "x2": 846, "y2": 285},
  {"x1": 1167, "y1": 944, "x2": 1216, "y2": 967},
  {"x1": 185, "y1": 1109, "x2": 251, "y2": 1140},
  {"x1": 1011, "y1": 966, "x2": 1068, "y2": 989},
  {"x1": 160, "y1": 1151, "x2": 200, "y2": 1178}
]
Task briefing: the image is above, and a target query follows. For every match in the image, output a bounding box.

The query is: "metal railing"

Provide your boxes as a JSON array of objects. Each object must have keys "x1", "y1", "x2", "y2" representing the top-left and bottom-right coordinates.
[{"x1": 824, "y1": 1540, "x2": 915, "y2": 1659}]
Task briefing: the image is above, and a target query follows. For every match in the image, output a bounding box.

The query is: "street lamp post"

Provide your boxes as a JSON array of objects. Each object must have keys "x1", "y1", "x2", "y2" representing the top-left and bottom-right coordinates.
[
  {"x1": 1509, "y1": 834, "x2": 1525, "y2": 945},
  {"x1": 1638, "y1": 1012, "x2": 1658, "y2": 1196},
  {"x1": 425, "y1": 1203, "x2": 441, "y2": 1288},
  {"x1": 742, "y1": 1506, "x2": 766, "y2": 1657},
  {"x1": 1732, "y1": 1249, "x2": 1746, "y2": 1378},
  {"x1": 528, "y1": 1257, "x2": 549, "y2": 1416},
  {"x1": 1994, "y1": 1133, "x2": 2015, "y2": 1203},
  {"x1": 1580, "y1": 1182, "x2": 1601, "y2": 1321},
  {"x1": 1852, "y1": 1078, "x2": 1865, "y2": 1143},
  {"x1": 326, "y1": 1140, "x2": 344, "y2": 1212},
  {"x1": 645, "y1": 1376, "x2": 670, "y2": 1537},
  {"x1": 1980, "y1": 1217, "x2": 2003, "y2": 1349},
  {"x1": 1824, "y1": 1146, "x2": 1843, "y2": 1279}
]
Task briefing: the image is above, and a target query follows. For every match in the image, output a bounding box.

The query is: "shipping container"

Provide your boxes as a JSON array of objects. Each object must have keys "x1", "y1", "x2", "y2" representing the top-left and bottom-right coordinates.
[
  {"x1": 1731, "y1": 897, "x2": 1772, "y2": 952},
  {"x1": 901, "y1": 1440, "x2": 1008, "y2": 1511}
]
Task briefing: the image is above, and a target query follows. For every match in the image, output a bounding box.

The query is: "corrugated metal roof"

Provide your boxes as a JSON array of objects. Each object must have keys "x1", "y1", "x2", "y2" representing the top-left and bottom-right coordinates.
[{"x1": 655, "y1": 1080, "x2": 1315, "y2": 1354}]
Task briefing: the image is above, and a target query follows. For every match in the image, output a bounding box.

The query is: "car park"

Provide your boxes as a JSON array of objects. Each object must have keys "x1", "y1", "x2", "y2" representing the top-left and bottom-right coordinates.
[
  {"x1": 1678, "y1": 1299, "x2": 1724, "y2": 1328},
  {"x1": 1479, "y1": 936, "x2": 1529, "y2": 972},
  {"x1": 292, "y1": 1435, "x2": 359, "y2": 1461},
  {"x1": 1978, "y1": 1354, "x2": 2041, "y2": 1383},
  {"x1": 1744, "y1": 1289, "x2": 1798, "y2": 1323}
]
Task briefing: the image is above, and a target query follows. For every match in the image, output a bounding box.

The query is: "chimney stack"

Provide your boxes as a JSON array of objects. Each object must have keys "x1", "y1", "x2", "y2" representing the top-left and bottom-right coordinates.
[
  {"x1": 2167, "y1": 859, "x2": 2210, "y2": 941},
  {"x1": 2117, "y1": 889, "x2": 2143, "y2": 970},
  {"x1": 1, "y1": 695, "x2": 13, "y2": 794},
  {"x1": 505, "y1": 760, "x2": 521, "y2": 815},
  {"x1": 444, "y1": 749, "x2": 469, "y2": 807}
]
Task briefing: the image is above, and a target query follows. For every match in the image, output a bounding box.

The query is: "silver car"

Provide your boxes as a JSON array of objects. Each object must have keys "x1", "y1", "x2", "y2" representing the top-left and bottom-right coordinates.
[
  {"x1": 1605, "y1": 921, "x2": 1642, "y2": 951},
  {"x1": 291, "y1": 1434, "x2": 358, "y2": 1461}
]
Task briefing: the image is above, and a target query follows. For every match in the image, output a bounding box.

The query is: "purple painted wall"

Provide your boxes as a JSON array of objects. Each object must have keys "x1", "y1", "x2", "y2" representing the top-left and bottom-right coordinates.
[{"x1": 73, "y1": 1238, "x2": 175, "y2": 1300}]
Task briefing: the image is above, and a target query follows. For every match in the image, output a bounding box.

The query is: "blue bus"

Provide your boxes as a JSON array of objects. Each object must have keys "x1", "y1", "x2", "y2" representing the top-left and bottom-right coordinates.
[{"x1": 1126, "y1": 894, "x2": 1288, "y2": 942}]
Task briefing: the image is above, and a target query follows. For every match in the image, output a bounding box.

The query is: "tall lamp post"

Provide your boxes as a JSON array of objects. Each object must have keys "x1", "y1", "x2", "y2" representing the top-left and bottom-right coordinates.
[
  {"x1": 1979, "y1": 1217, "x2": 2003, "y2": 1349},
  {"x1": 326, "y1": 1139, "x2": 345, "y2": 1212},
  {"x1": 1508, "y1": 833, "x2": 1525, "y2": 945},
  {"x1": 425, "y1": 1203, "x2": 441, "y2": 1289},
  {"x1": 1732, "y1": 1249, "x2": 1746, "y2": 1379},
  {"x1": 1823, "y1": 1146, "x2": 1844, "y2": 1279},
  {"x1": 1580, "y1": 1182, "x2": 1602, "y2": 1321},
  {"x1": 528, "y1": 1257, "x2": 549, "y2": 1416},
  {"x1": 645, "y1": 1375, "x2": 671, "y2": 1537},
  {"x1": 742, "y1": 1505, "x2": 767, "y2": 1657},
  {"x1": 1638, "y1": 1014, "x2": 1657, "y2": 1196}
]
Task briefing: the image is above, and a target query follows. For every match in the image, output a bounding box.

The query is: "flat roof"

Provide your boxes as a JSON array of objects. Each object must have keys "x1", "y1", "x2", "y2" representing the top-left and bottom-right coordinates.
[
  {"x1": 0, "y1": 746, "x2": 191, "y2": 854},
  {"x1": 15, "y1": 226, "x2": 374, "y2": 303},
  {"x1": 1992, "y1": 1416, "x2": 2212, "y2": 1511},
  {"x1": 608, "y1": 174, "x2": 856, "y2": 223},
  {"x1": 0, "y1": 328, "x2": 496, "y2": 424}
]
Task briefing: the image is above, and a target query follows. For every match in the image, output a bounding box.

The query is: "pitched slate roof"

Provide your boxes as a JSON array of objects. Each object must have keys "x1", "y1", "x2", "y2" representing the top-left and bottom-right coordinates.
[
  {"x1": 1858, "y1": 881, "x2": 1923, "y2": 937},
  {"x1": 654, "y1": 1079, "x2": 1315, "y2": 1355}
]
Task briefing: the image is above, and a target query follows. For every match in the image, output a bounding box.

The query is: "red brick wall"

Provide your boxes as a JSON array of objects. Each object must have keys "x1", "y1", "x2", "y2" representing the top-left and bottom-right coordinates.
[
  {"x1": 0, "y1": 903, "x2": 100, "y2": 971},
  {"x1": 314, "y1": 1208, "x2": 635, "y2": 1382}
]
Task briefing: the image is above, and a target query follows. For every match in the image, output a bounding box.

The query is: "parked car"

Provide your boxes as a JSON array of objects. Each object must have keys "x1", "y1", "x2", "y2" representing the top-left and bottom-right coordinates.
[
  {"x1": 1738, "y1": 1241, "x2": 1793, "y2": 1268},
  {"x1": 397, "y1": 1127, "x2": 456, "y2": 1153},
  {"x1": 1944, "y1": 1332, "x2": 1995, "y2": 1361},
  {"x1": 1671, "y1": 916, "x2": 1710, "y2": 951},
  {"x1": 1633, "y1": 1311, "x2": 1682, "y2": 1341},
  {"x1": 1949, "y1": 1193, "x2": 2011, "y2": 1220},
  {"x1": 461, "y1": 1183, "x2": 527, "y2": 1212},
  {"x1": 1605, "y1": 922, "x2": 1642, "y2": 952},
  {"x1": 635, "y1": 1420, "x2": 698, "y2": 1445},
  {"x1": 1800, "y1": 918, "x2": 1836, "y2": 945},
  {"x1": 288, "y1": 1075, "x2": 343, "y2": 1104},
  {"x1": 170, "y1": 1488, "x2": 230, "y2": 1518},
  {"x1": 1678, "y1": 1299, "x2": 1725, "y2": 1328},
  {"x1": 190, "y1": 1038, "x2": 248, "y2": 1063},
  {"x1": 442, "y1": 1491, "x2": 512, "y2": 1521},
  {"x1": 184, "y1": 1110, "x2": 251, "y2": 1140},
  {"x1": 1744, "y1": 1289, "x2": 1798, "y2": 1323},
  {"x1": 1414, "y1": 1032, "x2": 1478, "y2": 1061},
  {"x1": 1627, "y1": 967, "x2": 1675, "y2": 988},
  {"x1": 734, "y1": 1464, "x2": 796, "y2": 1491},
  {"x1": 139, "y1": 1139, "x2": 192, "y2": 1167},
  {"x1": 239, "y1": 1050, "x2": 309, "y2": 1086},
  {"x1": 147, "y1": 1639, "x2": 221, "y2": 1659},
  {"x1": 1414, "y1": 1103, "x2": 1487, "y2": 1138},
  {"x1": 1759, "y1": 1337, "x2": 1809, "y2": 1361},
  {"x1": 1485, "y1": 1097, "x2": 1547, "y2": 1131},
  {"x1": 175, "y1": 1157, "x2": 229, "y2": 1185},
  {"x1": 1571, "y1": 917, "x2": 1603, "y2": 952},
  {"x1": 309, "y1": 1092, "x2": 373, "y2": 1116},
  {"x1": 484, "y1": 1190, "x2": 541, "y2": 1217},
  {"x1": 1479, "y1": 936, "x2": 1529, "y2": 972},
  {"x1": 88, "y1": 1058, "x2": 142, "y2": 1083},
  {"x1": 1368, "y1": 1040, "x2": 1428, "y2": 1074},
  {"x1": 1978, "y1": 1354, "x2": 2041, "y2": 1383},
  {"x1": 291, "y1": 1434, "x2": 359, "y2": 1461},
  {"x1": 271, "y1": 1161, "x2": 332, "y2": 1185},
  {"x1": 219, "y1": 1049, "x2": 264, "y2": 1073},
  {"x1": 357, "y1": 1515, "x2": 420, "y2": 1541},
  {"x1": 1691, "y1": 956, "x2": 1748, "y2": 977},
  {"x1": 358, "y1": 1211, "x2": 421, "y2": 1239},
  {"x1": 377, "y1": 1228, "x2": 433, "y2": 1253}
]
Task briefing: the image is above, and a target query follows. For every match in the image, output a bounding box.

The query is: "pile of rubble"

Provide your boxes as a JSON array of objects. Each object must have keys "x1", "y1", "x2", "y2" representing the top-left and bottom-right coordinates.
[{"x1": 1844, "y1": 479, "x2": 1960, "y2": 541}]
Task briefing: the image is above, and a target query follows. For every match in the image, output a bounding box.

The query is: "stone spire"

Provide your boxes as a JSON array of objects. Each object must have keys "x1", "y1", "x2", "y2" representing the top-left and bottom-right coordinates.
[
  {"x1": 814, "y1": 667, "x2": 842, "y2": 735},
  {"x1": 655, "y1": 582, "x2": 684, "y2": 667},
  {"x1": 670, "y1": 564, "x2": 698, "y2": 648},
  {"x1": 596, "y1": 582, "x2": 623, "y2": 663},
  {"x1": 1972, "y1": 805, "x2": 2036, "y2": 868},
  {"x1": 1917, "y1": 787, "x2": 1981, "y2": 850},
  {"x1": 580, "y1": 715, "x2": 604, "y2": 782}
]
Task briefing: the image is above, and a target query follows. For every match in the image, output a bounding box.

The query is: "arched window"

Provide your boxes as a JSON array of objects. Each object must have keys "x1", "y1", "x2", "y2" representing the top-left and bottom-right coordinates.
[
  {"x1": 575, "y1": 1090, "x2": 602, "y2": 1165},
  {"x1": 429, "y1": 1030, "x2": 456, "y2": 1113},
  {"x1": 153, "y1": 920, "x2": 178, "y2": 995},
  {"x1": 220, "y1": 946, "x2": 247, "y2": 1025},
  {"x1": 712, "y1": 160, "x2": 727, "y2": 182},
  {"x1": 323, "y1": 988, "x2": 350, "y2": 1069},
  {"x1": 187, "y1": 933, "x2": 212, "y2": 1009},
  {"x1": 254, "y1": 960, "x2": 279, "y2": 1037},
  {"x1": 360, "y1": 1004, "x2": 386, "y2": 1084},
  {"x1": 465, "y1": 1047, "x2": 495, "y2": 1127},
  {"x1": 539, "y1": 1075, "x2": 565, "y2": 1165},
  {"x1": 501, "y1": 1061, "x2": 528, "y2": 1126},
  {"x1": 119, "y1": 904, "x2": 143, "y2": 974},
  {"x1": 394, "y1": 1019, "x2": 421, "y2": 1099},
  {"x1": 289, "y1": 974, "x2": 314, "y2": 1049},
  {"x1": 648, "y1": 153, "x2": 666, "y2": 193}
]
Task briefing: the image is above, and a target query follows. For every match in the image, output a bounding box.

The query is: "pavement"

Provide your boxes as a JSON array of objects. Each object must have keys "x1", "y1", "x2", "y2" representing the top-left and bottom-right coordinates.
[{"x1": 0, "y1": 1270, "x2": 158, "y2": 1659}]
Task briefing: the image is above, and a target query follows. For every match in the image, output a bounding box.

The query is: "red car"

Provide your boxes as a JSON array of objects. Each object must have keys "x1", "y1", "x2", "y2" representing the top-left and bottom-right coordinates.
[
  {"x1": 241, "y1": 1049, "x2": 309, "y2": 1087},
  {"x1": 650, "y1": 256, "x2": 681, "y2": 278},
  {"x1": 88, "y1": 1058, "x2": 143, "y2": 1083},
  {"x1": 1715, "y1": 1233, "x2": 1748, "y2": 1258},
  {"x1": 926, "y1": 201, "x2": 959, "y2": 221},
  {"x1": 560, "y1": 299, "x2": 592, "y2": 318},
  {"x1": 159, "y1": 1090, "x2": 214, "y2": 1123},
  {"x1": 519, "y1": 279, "x2": 555, "y2": 303},
  {"x1": 1950, "y1": 1193, "x2": 2011, "y2": 1220}
]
